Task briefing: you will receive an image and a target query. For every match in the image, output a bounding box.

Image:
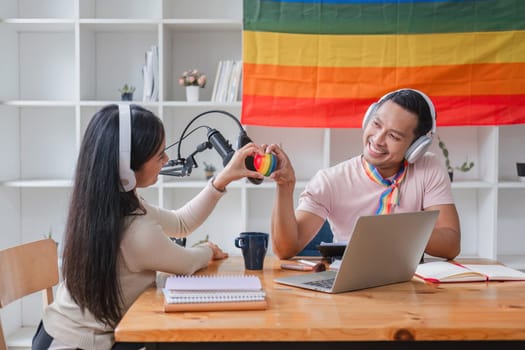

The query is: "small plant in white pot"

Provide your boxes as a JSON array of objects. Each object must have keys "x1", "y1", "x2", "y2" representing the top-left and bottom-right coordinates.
[
  {"x1": 203, "y1": 162, "x2": 216, "y2": 180},
  {"x1": 118, "y1": 83, "x2": 135, "y2": 101},
  {"x1": 437, "y1": 136, "x2": 474, "y2": 181}
]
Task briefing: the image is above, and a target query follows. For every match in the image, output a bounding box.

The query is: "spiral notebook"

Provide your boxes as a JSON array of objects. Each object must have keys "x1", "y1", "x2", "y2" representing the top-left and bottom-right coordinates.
[{"x1": 163, "y1": 274, "x2": 267, "y2": 312}]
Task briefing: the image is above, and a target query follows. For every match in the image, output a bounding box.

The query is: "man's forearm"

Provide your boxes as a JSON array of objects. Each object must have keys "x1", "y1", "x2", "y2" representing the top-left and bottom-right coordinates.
[
  {"x1": 271, "y1": 184, "x2": 300, "y2": 259},
  {"x1": 425, "y1": 227, "x2": 461, "y2": 260}
]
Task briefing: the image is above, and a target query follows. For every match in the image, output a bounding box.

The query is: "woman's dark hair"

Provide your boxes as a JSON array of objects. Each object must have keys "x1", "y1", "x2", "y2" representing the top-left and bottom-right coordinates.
[
  {"x1": 379, "y1": 89, "x2": 435, "y2": 140},
  {"x1": 62, "y1": 104, "x2": 165, "y2": 327}
]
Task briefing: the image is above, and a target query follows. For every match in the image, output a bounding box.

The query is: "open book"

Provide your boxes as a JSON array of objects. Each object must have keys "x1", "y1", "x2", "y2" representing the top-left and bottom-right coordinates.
[
  {"x1": 163, "y1": 274, "x2": 267, "y2": 312},
  {"x1": 415, "y1": 261, "x2": 525, "y2": 283}
]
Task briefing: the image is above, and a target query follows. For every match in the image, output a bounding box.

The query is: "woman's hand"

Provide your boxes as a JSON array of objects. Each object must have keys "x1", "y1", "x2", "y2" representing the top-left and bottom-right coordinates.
[
  {"x1": 265, "y1": 143, "x2": 296, "y2": 187},
  {"x1": 212, "y1": 142, "x2": 264, "y2": 190},
  {"x1": 207, "y1": 241, "x2": 229, "y2": 260}
]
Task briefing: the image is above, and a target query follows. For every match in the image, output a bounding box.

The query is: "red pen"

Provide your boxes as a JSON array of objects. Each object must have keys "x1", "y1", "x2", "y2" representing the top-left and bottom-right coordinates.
[
  {"x1": 280, "y1": 262, "x2": 326, "y2": 272},
  {"x1": 280, "y1": 263, "x2": 313, "y2": 271}
]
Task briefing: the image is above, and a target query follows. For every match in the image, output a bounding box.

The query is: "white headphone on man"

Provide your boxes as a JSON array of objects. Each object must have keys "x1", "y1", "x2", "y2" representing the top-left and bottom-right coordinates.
[
  {"x1": 118, "y1": 104, "x2": 136, "y2": 192},
  {"x1": 362, "y1": 88, "x2": 436, "y2": 164}
]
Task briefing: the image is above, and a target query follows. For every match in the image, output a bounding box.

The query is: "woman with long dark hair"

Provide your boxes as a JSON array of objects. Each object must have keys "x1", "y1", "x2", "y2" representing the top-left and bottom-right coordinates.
[{"x1": 32, "y1": 104, "x2": 264, "y2": 349}]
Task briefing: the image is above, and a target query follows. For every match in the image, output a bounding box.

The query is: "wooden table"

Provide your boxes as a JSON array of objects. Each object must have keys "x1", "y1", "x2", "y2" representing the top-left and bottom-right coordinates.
[{"x1": 115, "y1": 256, "x2": 525, "y2": 349}]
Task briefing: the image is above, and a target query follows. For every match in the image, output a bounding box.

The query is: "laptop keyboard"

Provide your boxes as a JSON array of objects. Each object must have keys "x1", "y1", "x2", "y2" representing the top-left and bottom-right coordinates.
[{"x1": 304, "y1": 278, "x2": 335, "y2": 289}]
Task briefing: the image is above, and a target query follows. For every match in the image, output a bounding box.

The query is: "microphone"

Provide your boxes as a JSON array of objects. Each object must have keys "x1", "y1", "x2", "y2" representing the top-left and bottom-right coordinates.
[
  {"x1": 207, "y1": 128, "x2": 262, "y2": 185},
  {"x1": 159, "y1": 158, "x2": 190, "y2": 177},
  {"x1": 207, "y1": 128, "x2": 235, "y2": 166},
  {"x1": 237, "y1": 131, "x2": 263, "y2": 185}
]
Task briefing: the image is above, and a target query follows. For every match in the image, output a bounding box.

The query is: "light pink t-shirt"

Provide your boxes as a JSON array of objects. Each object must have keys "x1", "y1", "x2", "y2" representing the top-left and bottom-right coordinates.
[{"x1": 297, "y1": 152, "x2": 454, "y2": 243}]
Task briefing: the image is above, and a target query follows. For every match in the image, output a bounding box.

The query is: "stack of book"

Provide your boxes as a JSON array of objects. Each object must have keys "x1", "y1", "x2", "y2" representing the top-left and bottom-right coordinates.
[
  {"x1": 142, "y1": 45, "x2": 159, "y2": 102},
  {"x1": 163, "y1": 274, "x2": 267, "y2": 312},
  {"x1": 211, "y1": 60, "x2": 242, "y2": 103}
]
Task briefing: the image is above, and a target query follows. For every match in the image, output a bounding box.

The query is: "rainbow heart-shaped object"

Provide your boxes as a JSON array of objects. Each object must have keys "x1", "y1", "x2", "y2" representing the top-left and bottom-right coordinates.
[{"x1": 253, "y1": 153, "x2": 277, "y2": 176}]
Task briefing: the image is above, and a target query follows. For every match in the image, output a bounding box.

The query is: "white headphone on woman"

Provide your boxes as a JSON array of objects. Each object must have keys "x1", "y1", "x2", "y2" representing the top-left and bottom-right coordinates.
[
  {"x1": 118, "y1": 104, "x2": 136, "y2": 191},
  {"x1": 362, "y1": 88, "x2": 436, "y2": 164}
]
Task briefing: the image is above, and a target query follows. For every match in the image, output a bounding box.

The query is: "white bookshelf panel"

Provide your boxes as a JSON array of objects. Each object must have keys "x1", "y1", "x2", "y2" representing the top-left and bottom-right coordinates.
[
  {"x1": 497, "y1": 188, "x2": 525, "y2": 262},
  {"x1": 453, "y1": 188, "x2": 496, "y2": 259},
  {"x1": 0, "y1": 106, "x2": 20, "y2": 181},
  {"x1": 19, "y1": 31, "x2": 75, "y2": 100},
  {"x1": 21, "y1": 188, "x2": 69, "y2": 252},
  {"x1": 245, "y1": 188, "x2": 273, "y2": 235},
  {"x1": 79, "y1": 24, "x2": 158, "y2": 101},
  {"x1": 498, "y1": 124, "x2": 525, "y2": 181},
  {"x1": 329, "y1": 128, "x2": 364, "y2": 166},
  {"x1": 80, "y1": 0, "x2": 162, "y2": 19},
  {"x1": 0, "y1": 187, "x2": 21, "y2": 253},
  {"x1": 2, "y1": 0, "x2": 74, "y2": 18},
  {"x1": 162, "y1": 187, "x2": 243, "y2": 254},
  {"x1": 163, "y1": 0, "x2": 242, "y2": 20},
  {"x1": 163, "y1": 25, "x2": 241, "y2": 102},
  {"x1": 0, "y1": 26, "x2": 19, "y2": 101},
  {"x1": 20, "y1": 107, "x2": 77, "y2": 180}
]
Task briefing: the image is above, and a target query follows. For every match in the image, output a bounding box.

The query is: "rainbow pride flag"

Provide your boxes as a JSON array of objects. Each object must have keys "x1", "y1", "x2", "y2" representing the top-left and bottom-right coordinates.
[{"x1": 241, "y1": 0, "x2": 525, "y2": 128}]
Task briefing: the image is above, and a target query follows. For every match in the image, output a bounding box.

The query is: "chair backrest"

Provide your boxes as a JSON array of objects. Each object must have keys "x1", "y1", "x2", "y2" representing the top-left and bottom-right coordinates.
[
  {"x1": 0, "y1": 239, "x2": 59, "y2": 350},
  {"x1": 297, "y1": 220, "x2": 334, "y2": 256}
]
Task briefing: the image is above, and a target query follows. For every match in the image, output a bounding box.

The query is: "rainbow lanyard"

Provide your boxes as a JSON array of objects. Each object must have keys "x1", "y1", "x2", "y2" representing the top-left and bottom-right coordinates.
[{"x1": 363, "y1": 158, "x2": 409, "y2": 215}]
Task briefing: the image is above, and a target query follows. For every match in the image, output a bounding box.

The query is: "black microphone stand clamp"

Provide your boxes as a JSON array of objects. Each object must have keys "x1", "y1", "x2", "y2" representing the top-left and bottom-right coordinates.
[{"x1": 159, "y1": 141, "x2": 212, "y2": 177}]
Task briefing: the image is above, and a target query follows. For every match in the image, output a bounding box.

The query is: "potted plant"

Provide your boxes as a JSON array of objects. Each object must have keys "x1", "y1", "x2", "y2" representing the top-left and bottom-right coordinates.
[
  {"x1": 179, "y1": 69, "x2": 206, "y2": 102},
  {"x1": 203, "y1": 162, "x2": 216, "y2": 180},
  {"x1": 119, "y1": 84, "x2": 136, "y2": 101},
  {"x1": 437, "y1": 136, "x2": 474, "y2": 181}
]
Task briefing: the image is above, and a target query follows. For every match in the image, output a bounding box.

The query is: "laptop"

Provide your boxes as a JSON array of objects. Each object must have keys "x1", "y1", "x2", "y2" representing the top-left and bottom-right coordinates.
[{"x1": 274, "y1": 210, "x2": 439, "y2": 293}]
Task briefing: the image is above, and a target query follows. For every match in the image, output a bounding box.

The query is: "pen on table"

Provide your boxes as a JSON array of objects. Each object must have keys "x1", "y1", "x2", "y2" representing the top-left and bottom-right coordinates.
[
  {"x1": 298, "y1": 259, "x2": 318, "y2": 267},
  {"x1": 281, "y1": 262, "x2": 326, "y2": 272},
  {"x1": 280, "y1": 263, "x2": 314, "y2": 271}
]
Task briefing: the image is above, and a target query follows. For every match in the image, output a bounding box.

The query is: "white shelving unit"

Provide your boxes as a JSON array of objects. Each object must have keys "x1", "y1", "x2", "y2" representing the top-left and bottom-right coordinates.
[{"x1": 1, "y1": 0, "x2": 525, "y2": 344}]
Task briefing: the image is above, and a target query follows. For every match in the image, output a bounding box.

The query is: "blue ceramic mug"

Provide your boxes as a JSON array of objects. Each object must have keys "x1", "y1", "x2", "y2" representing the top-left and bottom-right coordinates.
[{"x1": 234, "y1": 232, "x2": 269, "y2": 270}]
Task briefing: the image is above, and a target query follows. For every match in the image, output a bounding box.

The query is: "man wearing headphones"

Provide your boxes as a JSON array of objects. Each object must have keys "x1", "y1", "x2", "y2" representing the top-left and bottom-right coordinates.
[{"x1": 268, "y1": 88, "x2": 461, "y2": 260}]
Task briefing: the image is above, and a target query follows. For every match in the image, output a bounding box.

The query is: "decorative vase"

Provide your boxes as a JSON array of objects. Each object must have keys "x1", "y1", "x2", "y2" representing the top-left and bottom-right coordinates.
[
  {"x1": 186, "y1": 86, "x2": 199, "y2": 102},
  {"x1": 121, "y1": 92, "x2": 133, "y2": 101}
]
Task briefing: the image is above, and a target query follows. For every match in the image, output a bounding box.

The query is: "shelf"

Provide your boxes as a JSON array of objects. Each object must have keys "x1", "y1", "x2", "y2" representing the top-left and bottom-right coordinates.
[
  {"x1": 79, "y1": 100, "x2": 160, "y2": 107},
  {"x1": 1, "y1": 100, "x2": 76, "y2": 107},
  {"x1": 163, "y1": 20, "x2": 242, "y2": 31},
  {"x1": 162, "y1": 101, "x2": 241, "y2": 108},
  {"x1": 1, "y1": 18, "x2": 75, "y2": 32},
  {"x1": 450, "y1": 181, "x2": 494, "y2": 189},
  {"x1": 1, "y1": 179, "x2": 73, "y2": 188},
  {"x1": 497, "y1": 181, "x2": 525, "y2": 189},
  {"x1": 79, "y1": 21, "x2": 159, "y2": 32}
]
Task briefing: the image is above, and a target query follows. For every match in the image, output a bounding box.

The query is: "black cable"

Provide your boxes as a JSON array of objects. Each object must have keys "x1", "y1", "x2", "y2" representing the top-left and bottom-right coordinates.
[
  {"x1": 164, "y1": 125, "x2": 210, "y2": 151},
  {"x1": 176, "y1": 110, "x2": 244, "y2": 161}
]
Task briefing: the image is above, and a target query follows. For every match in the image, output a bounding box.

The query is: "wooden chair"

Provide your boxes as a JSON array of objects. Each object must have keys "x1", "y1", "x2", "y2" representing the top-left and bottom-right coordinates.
[{"x1": 0, "y1": 239, "x2": 59, "y2": 350}]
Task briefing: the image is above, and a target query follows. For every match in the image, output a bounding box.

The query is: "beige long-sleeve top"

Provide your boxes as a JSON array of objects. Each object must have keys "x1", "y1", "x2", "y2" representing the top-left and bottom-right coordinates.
[{"x1": 43, "y1": 180, "x2": 225, "y2": 349}]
